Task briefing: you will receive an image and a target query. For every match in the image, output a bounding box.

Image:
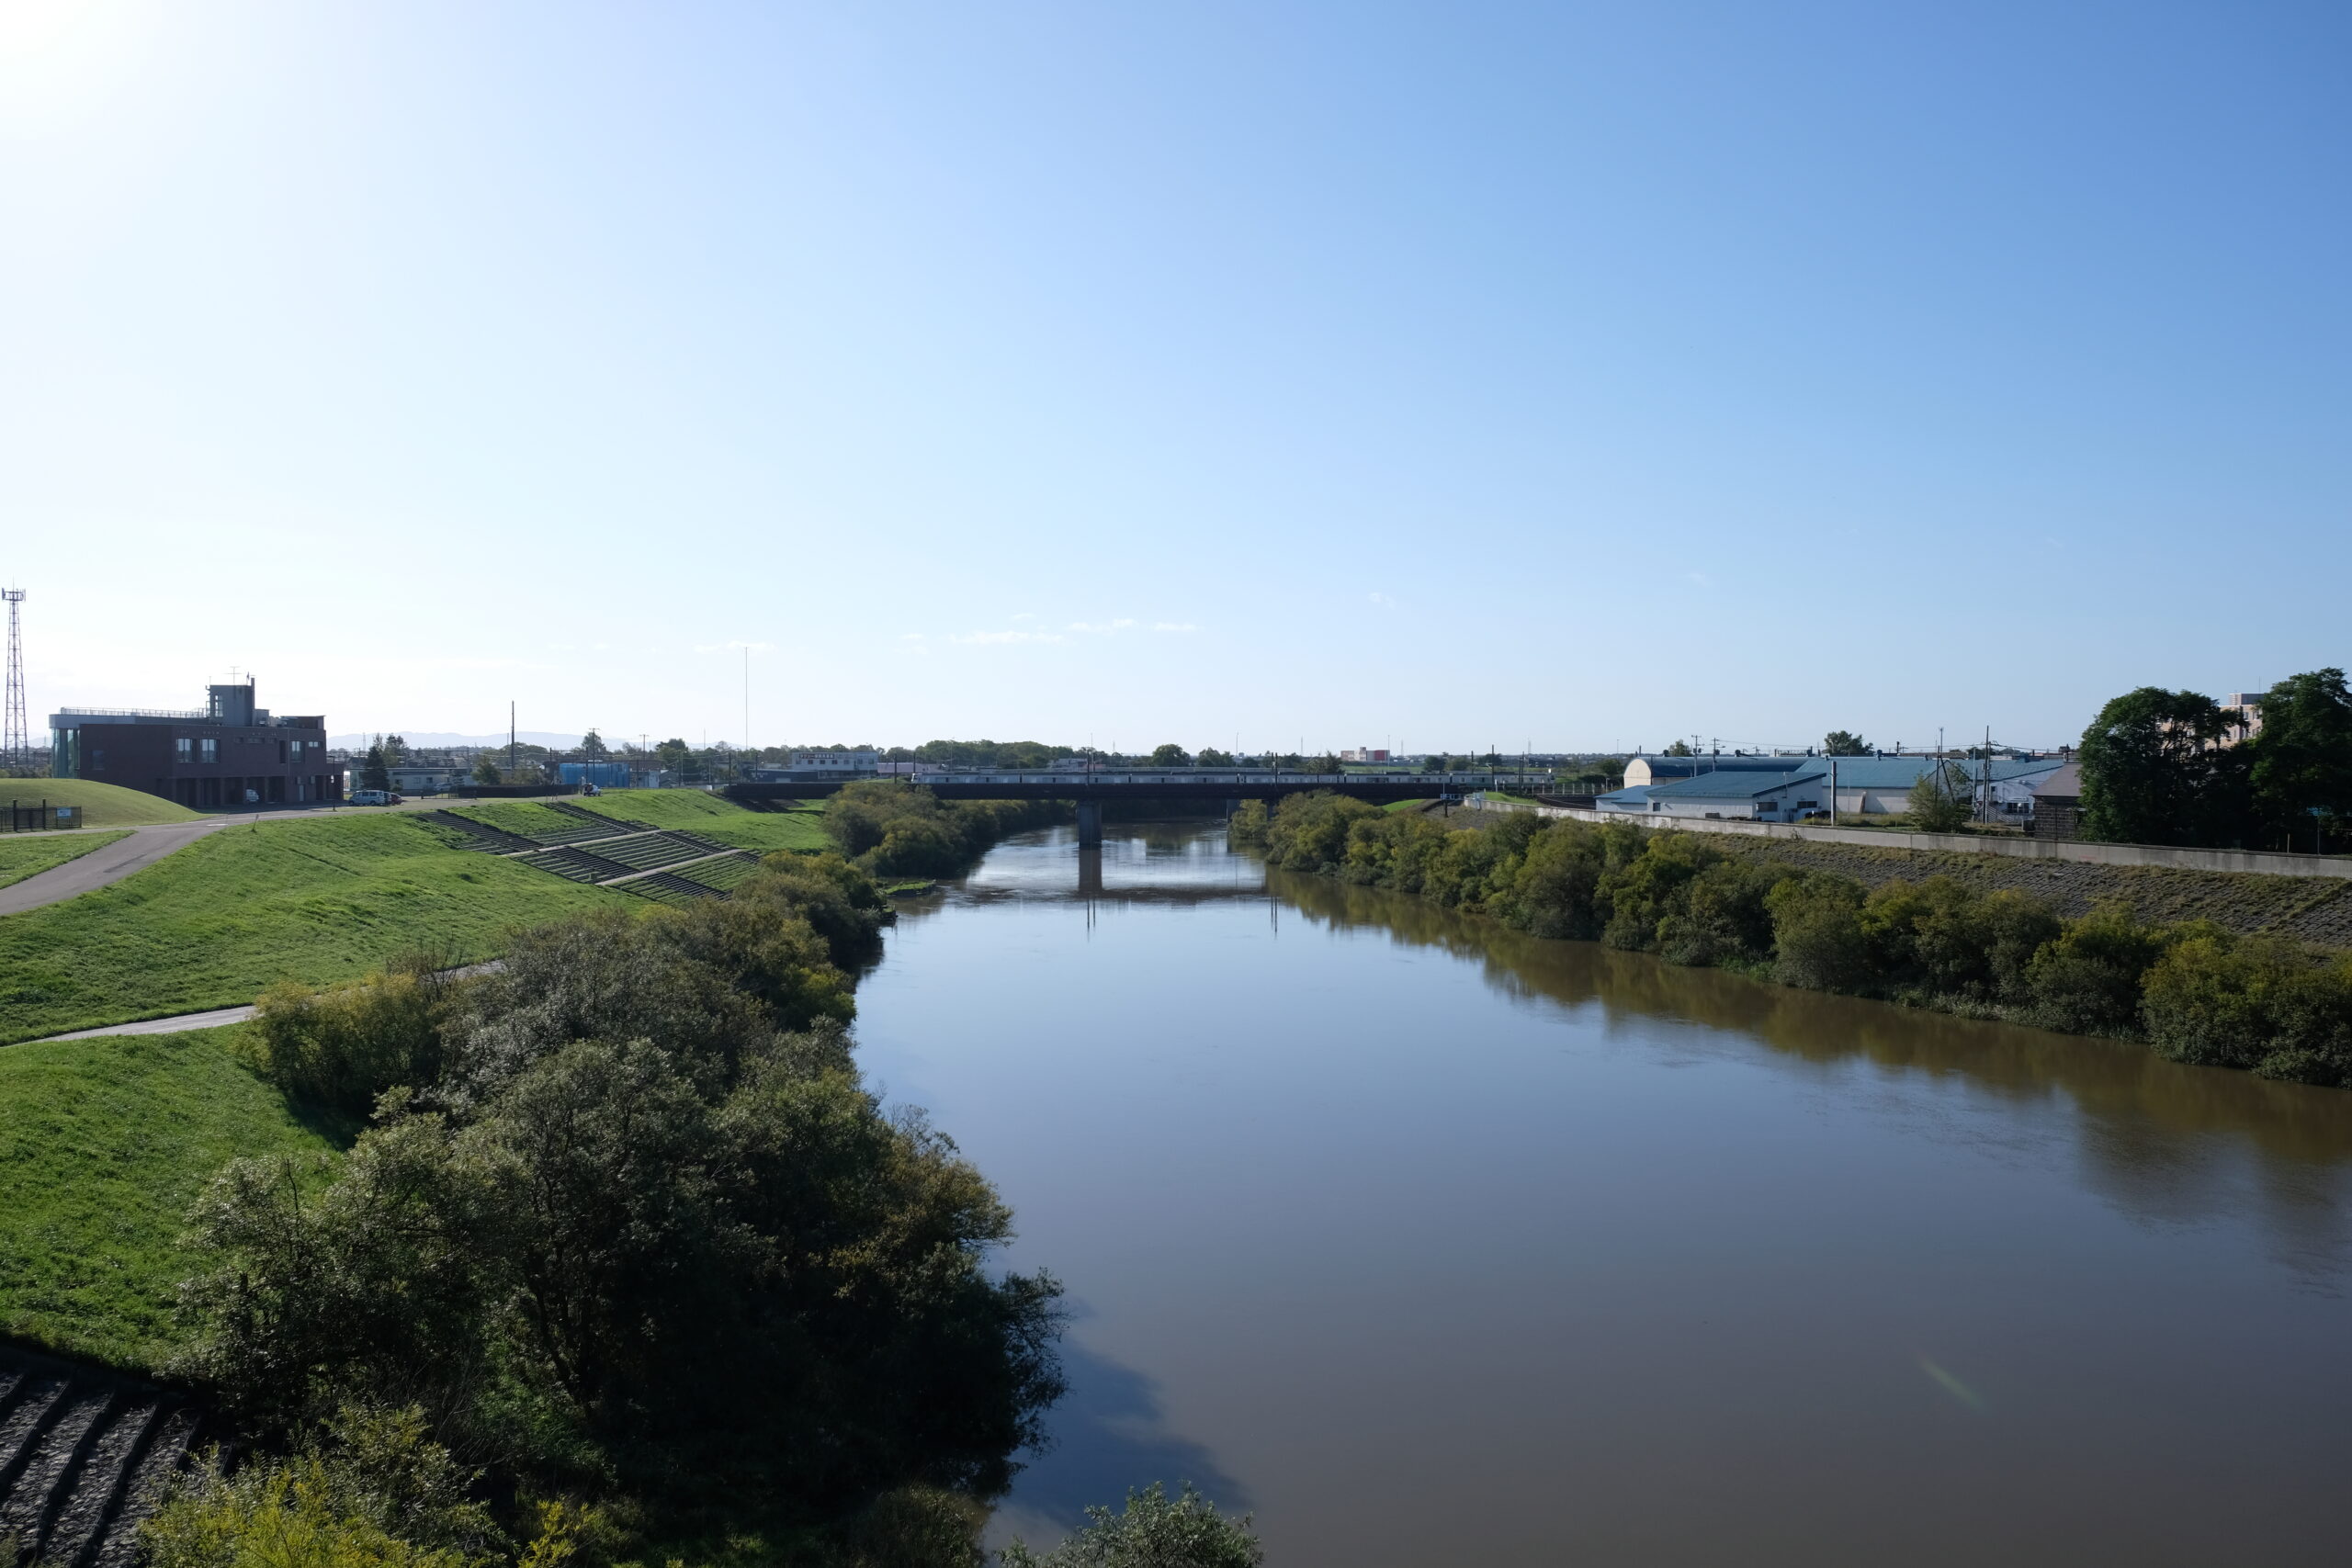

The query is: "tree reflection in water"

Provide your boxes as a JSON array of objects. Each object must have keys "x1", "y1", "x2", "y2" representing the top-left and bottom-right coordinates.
[{"x1": 1269, "y1": 866, "x2": 2352, "y2": 1287}]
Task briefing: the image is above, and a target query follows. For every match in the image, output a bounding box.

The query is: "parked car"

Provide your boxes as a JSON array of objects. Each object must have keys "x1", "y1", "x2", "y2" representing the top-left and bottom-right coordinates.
[{"x1": 349, "y1": 789, "x2": 404, "y2": 806}]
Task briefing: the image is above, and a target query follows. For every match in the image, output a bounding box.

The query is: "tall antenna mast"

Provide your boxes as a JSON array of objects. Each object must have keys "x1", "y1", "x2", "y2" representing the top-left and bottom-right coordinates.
[{"x1": 2, "y1": 589, "x2": 26, "y2": 771}]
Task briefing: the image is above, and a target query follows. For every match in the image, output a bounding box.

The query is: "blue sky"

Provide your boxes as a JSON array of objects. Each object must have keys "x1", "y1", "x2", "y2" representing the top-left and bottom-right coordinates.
[{"x1": 3, "y1": 1, "x2": 2346, "y2": 754}]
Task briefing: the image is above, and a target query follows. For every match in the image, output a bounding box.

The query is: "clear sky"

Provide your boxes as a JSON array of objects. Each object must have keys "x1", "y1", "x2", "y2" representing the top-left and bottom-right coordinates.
[{"x1": 3, "y1": 1, "x2": 2346, "y2": 755}]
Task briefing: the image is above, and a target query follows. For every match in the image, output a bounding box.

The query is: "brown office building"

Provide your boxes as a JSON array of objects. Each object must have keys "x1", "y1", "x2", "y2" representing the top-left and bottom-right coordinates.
[{"x1": 50, "y1": 681, "x2": 344, "y2": 808}]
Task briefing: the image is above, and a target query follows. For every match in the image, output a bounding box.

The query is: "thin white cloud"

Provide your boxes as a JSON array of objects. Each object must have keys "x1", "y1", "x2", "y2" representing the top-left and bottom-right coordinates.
[
  {"x1": 692, "y1": 639, "x2": 778, "y2": 654},
  {"x1": 1367, "y1": 592, "x2": 1396, "y2": 607},
  {"x1": 1152, "y1": 622, "x2": 1199, "y2": 633},
  {"x1": 1066, "y1": 618, "x2": 1139, "y2": 635},
  {"x1": 950, "y1": 629, "x2": 1066, "y2": 646}
]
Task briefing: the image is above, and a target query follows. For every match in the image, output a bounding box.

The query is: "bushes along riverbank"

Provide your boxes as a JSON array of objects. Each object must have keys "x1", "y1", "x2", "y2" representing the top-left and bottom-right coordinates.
[
  {"x1": 158, "y1": 852, "x2": 1069, "y2": 1565},
  {"x1": 1233, "y1": 794, "x2": 2352, "y2": 1086},
  {"x1": 824, "y1": 781, "x2": 1066, "y2": 878}
]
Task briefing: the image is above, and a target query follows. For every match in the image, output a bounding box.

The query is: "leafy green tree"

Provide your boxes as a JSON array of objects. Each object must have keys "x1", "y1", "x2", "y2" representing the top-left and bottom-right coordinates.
[
  {"x1": 1907, "y1": 762, "x2": 1971, "y2": 832},
  {"x1": 2076, "y1": 687, "x2": 2245, "y2": 845},
  {"x1": 362, "y1": 744, "x2": 393, "y2": 793},
  {"x1": 383, "y1": 735, "x2": 411, "y2": 768},
  {"x1": 578, "y1": 729, "x2": 610, "y2": 760},
  {"x1": 1823, "y1": 730, "x2": 1870, "y2": 756},
  {"x1": 1663, "y1": 740, "x2": 1694, "y2": 757},
  {"x1": 655, "y1": 738, "x2": 693, "y2": 778},
  {"x1": 999, "y1": 1483, "x2": 1261, "y2": 1568},
  {"x1": 2245, "y1": 669, "x2": 2352, "y2": 851},
  {"x1": 180, "y1": 889, "x2": 1063, "y2": 1523},
  {"x1": 1195, "y1": 748, "x2": 1234, "y2": 767},
  {"x1": 469, "y1": 756, "x2": 502, "y2": 786},
  {"x1": 1148, "y1": 743, "x2": 1191, "y2": 768}
]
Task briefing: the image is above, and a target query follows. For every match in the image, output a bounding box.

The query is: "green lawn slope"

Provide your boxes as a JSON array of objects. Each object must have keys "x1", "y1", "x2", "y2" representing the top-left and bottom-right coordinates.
[
  {"x1": 0, "y1": 779, "x2": 203, "y2": 827},
  {"x1": 0, "y1": 831, "x2": 129, "y2": 890},
  {"x1": 446, "y1": 799, "x2": 593, "y2": 838},
  {"x1": 574, "y1": 789, "x2": 832, "y2": 853},
  {"x1": 0, "y1": 814, "x2": 628, "y2": 1043},
  {"x1": 0, "y1": 1022, "x2": 342, "y2": 1371}
]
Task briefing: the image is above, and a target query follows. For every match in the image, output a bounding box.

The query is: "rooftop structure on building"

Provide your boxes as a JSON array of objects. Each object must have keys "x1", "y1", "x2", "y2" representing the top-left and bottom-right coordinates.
[{"x1": 50, "y1": 680, "x2": 342, "y2": 808}]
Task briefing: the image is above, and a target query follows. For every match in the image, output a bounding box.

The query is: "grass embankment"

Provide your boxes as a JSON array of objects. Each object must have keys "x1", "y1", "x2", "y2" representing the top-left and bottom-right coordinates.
[
  {"x1": 445, "y1": 798, "x2": 597, "y2": 837},
  {"x1": 0, "y1": 1022, "x2": 343, "y2": 1370},
  {"x1": 573, "y1": 788, "x2": 833, "y2": 852},
  {"x1": 1, "y1": 779, "x2": 203, "y2": 827},
  {"x1": 0, "y1": 830, "x2": 129, "y2": 890},
  {"x1": 0, "y1": 814, "x2": 627, "y2": 1043}
]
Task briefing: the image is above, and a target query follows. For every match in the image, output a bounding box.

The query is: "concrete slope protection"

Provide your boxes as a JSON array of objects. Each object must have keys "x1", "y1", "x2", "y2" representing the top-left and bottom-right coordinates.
[{"x1": 0, "y1": 1344, "x2": 220, "y2": 1568}]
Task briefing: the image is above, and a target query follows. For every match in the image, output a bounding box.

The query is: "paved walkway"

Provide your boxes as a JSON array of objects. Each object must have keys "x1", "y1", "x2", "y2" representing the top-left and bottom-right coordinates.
[{"x1": 27, "y1": 1006, "x2": 260, "y2": 1043}]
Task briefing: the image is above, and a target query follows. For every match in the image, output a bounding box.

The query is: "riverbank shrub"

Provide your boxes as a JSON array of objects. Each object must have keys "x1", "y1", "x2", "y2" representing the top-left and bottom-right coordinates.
[
  {"x1": 998, "y1": 1483, "x2": 1261, "y2": 1568},
  {"x1": 1231, "y1": 794, "x2": 2352, "y2": 1085},
  {"x1": 825, "y1": 783, "x2": 1065, "y2": 877},
  {"x1": 174, "y1": 852, "x2": 1068, "y2": 1558},
  {"x1": 250, "y1": 964, "x2": 448, "y2": 1116}
]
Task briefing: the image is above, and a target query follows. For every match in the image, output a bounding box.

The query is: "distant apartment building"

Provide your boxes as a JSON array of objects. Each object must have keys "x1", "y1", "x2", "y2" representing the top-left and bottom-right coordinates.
[
  {"x1": 50, "y1": 681, "x2": 342, "y2": 807},
  {"x1": 749, "y1": 750, "x2": 882, "y2": 783},
  {"x1": 1340, "y1": 749, "x2": 1392, "y2": 763},
  {"x1": 391, "y1": 762, "x2": 469, "y2": 794},
  {"x1": 2220, "y1": 692, "x2": 2265, "y2": 744}
]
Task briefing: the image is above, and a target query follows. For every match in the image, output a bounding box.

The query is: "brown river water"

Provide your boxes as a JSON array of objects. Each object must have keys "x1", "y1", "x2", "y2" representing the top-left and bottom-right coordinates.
[{"x1": 854, "y1": 823, "x2": 2352, "y2": 1566}]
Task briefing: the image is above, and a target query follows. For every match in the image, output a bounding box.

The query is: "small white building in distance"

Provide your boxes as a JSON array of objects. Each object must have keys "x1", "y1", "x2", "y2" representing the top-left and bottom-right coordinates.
[{"x1": 789, "y1": 750, "x2": 879, "y2": 773}]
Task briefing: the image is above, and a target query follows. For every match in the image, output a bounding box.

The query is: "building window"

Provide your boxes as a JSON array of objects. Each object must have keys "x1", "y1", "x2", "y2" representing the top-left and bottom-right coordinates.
[
  {"x1": 176, "y1": 737, "x2": 193, "y2": 763},
  {"x1": 200, "y1": 738, "x2": 219, "y2": 763}
]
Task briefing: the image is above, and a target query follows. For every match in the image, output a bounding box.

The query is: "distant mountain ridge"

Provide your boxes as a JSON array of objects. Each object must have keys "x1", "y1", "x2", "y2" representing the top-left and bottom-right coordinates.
[{"x1": 330, "y1": 731, "x2": 583, "y2": 750}]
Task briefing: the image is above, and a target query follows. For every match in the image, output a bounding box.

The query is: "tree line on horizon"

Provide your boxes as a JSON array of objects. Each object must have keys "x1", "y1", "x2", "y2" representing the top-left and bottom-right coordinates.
[{"x1": 2075, "y1": 669, "x2": 2352, "y2": 852}]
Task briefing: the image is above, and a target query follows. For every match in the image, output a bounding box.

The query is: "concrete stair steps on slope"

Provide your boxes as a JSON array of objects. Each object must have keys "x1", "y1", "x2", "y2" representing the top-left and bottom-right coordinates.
[
  {"x1": 516, "y1": 845, "x2": 638, "y2": 884},
  {"x1": 422, "y1": 809, "x2": 537, "y2": 853},
  {"x1": 588, "y1": 832, "x2": 716, "y2": 874},
  {"x1": 632, "y1": 870, "x2": 724, "y2": 902},
  {"x1": 514, "y1": 821, "x2": 639, "y2": 849},
  {"x1": 542, "y1": 800, "x2": 657, "y2": 834},
  {"x1": 672, "y1": 853, "x2": 763, "y2": 893},
  {"x1": 0, "y1": 1348, "x2": 209, "y2": 1568}
]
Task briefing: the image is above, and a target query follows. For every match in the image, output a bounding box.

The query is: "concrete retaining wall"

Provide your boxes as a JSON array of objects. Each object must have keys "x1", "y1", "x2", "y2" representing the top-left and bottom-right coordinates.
[{"x1": 1476, "y1": 798, "x2": 2352, "y2": 881}]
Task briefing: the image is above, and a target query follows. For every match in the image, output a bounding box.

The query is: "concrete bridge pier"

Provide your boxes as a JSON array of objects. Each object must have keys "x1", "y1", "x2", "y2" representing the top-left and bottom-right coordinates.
[
  {"x1": 1223, "y1": 797, "x2": 1242, "y2": 818},
  {"x1": 1076, "y1": 800, "x2": 1103, "y2": 849}
]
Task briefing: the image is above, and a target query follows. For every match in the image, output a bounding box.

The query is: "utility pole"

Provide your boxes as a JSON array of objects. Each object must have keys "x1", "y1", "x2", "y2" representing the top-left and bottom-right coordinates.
[{"x1": 509, "y1": 702, "x2": 516, "y2": 779}]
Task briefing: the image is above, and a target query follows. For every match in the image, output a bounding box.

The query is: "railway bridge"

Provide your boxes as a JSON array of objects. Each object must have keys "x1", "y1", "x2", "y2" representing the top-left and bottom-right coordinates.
[{"x1": 727, "y1": 770, "x2": 1547, "y2": 847}]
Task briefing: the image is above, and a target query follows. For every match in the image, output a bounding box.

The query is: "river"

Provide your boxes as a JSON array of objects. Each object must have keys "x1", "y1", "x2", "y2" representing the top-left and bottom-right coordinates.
[{"x1": 854, "y1": 822, "x2": 2352, "y2": 1566}]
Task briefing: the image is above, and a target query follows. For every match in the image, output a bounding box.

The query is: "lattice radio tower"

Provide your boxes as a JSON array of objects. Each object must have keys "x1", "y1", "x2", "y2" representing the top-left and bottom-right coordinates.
[{"x1": 3, "y1": 589, "x2": 27, "y2": 770}]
